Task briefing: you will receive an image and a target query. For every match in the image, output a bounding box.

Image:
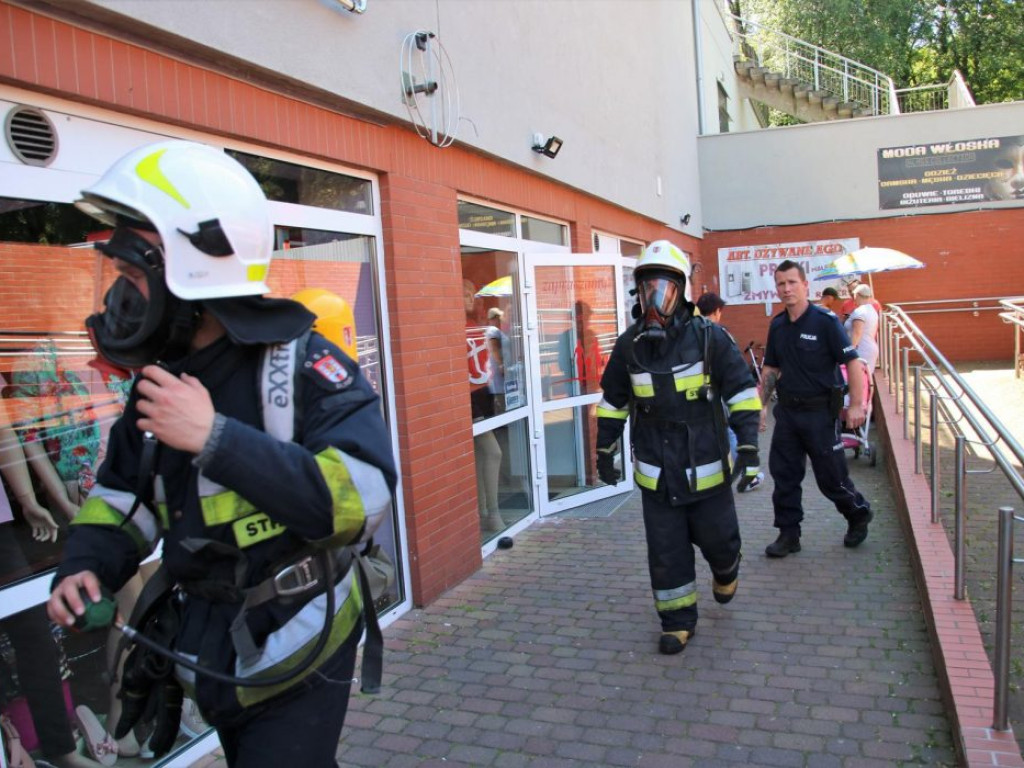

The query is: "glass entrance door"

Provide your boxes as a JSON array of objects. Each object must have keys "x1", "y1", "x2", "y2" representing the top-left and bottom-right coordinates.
[{"x1": 524, "y1": 254, "x2": 634, "y2": 515}]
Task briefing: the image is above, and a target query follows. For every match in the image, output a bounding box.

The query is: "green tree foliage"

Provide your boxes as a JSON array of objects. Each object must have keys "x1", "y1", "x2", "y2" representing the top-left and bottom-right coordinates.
[{"x1": 733, "y1": 0, "x2": 1023, "y2": 104}]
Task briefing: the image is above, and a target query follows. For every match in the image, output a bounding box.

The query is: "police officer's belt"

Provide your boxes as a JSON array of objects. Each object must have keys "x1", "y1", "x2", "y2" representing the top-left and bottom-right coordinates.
[{"x1": 777, "y1": 393, "x2": 830, "y2": 410}]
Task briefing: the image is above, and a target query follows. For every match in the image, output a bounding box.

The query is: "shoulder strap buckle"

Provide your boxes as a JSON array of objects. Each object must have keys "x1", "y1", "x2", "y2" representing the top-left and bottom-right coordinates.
[{"x1": 273, "y1": 555, "x2": 320, "y2": 596}]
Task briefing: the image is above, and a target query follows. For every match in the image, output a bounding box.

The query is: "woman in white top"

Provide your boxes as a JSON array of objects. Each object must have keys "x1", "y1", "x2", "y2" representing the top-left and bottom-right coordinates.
[{"x1": 844, "y1": 283, "x2": 879, "y2": 371}]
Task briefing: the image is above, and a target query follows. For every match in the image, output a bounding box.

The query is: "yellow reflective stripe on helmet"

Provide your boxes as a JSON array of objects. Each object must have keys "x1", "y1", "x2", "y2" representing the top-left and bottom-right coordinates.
[
  {"x1": 634, "y1": 459, "x2": 661, "y2": 491},
  {"x1": 687, "y1": 460, "x2": 726, "y2": 491},
  {"x1": 727, "y1": 387, "x2": 762, "y2": 413},
  {"x1": 630, "y1": 372, "x2": 654, "y2": 398},
  {"x1": 654, "y1": 581, "x2": 697, "y2": 612},
  {"x1": 596, "y1": 398, "x2": 629, "y2": 420},
  {"x1": 236, "y1": 569, "x2": 361, "y2": 707},
  {"x1": 248, "y1": 264, "x2": 268, "y2": 283},
  {"x1": 315, "y1": 448, "x2": 368, "y2": 541},
  {"x1": 232, "y1": 513, "x2": 286, "y2": 548},
  {"x1": 72, "y1": 496, "x2": 152, "y2": 555},
  {"x1": 200, "y1": 490, "x2": 259, "y2": 527},
  {"x1": 135, "y1": 149, "x2": 190, "y2": 209}
]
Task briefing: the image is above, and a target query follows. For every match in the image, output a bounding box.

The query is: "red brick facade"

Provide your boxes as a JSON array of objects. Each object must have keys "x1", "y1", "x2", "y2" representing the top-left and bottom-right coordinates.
[{"x1": 2, "y1": 1, "x2": 1021, "y2": 606}]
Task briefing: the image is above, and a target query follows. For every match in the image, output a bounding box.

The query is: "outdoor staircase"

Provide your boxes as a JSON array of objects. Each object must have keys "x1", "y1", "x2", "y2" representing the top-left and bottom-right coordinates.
[
  {"x1": 728, "y1": 12, "x2": 974, "y2": 125},
  {"x1": 733, "y1": 57, "x2": 876, "y2": 123}
]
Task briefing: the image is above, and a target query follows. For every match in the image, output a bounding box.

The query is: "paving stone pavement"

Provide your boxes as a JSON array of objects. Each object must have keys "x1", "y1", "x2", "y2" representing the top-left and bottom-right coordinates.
[{"x1": 335, "y1": 412, "x2": 956, "y2": 768}]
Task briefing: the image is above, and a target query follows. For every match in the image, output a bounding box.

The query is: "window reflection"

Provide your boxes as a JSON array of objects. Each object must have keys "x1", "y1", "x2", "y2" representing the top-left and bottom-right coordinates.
[
  {"x1": 462, "y1": 249, "x2": 527, "y2": 420},
  {"x1": 229, "y1": 151, "x2": 374, "y2": 214}
]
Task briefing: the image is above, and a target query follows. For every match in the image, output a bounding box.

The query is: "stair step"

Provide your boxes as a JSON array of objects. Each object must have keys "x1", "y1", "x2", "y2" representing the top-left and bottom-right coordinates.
[
  {"x1": 778, "y1": 77, "x2": 801, "y2": 95},
  {"x1": 837, "y1": 101, "x2": 859, "y2": 117},
  {"x1": 734, "y1": 60, "x2": 756, "y2": 77},
  {"x1": 793, "y1": 83, "x2": 813, "y2": 100},
  {"x1": 806, "y1": 89, "x2": 830, "y2": 105},
  {"x1": 747, "y1": 67, "x2": 768, "y2": 83},
  {"x1": 822, "y1": 95, "x2": 840, "y2": 111},
  {"x1": 763, "y1": 72, "x2": 782, "y2": 88}
]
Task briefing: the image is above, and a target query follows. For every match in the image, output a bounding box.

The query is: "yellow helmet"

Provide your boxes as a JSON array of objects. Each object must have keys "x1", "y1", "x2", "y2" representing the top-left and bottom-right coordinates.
[{"x1": 291, "y1": 289, "x2": 358, "y2": 360}]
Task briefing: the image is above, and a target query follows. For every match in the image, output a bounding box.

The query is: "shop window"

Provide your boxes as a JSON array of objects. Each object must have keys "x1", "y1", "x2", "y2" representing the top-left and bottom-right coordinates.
[
  {"x1": 521, "y1": 216, "x2": 567, "y2": 246},
  {"x1": 229, "y1": 151, "x2": 374, "y2": 215},
  {"x1": 457, "y1": 201, "x2": 515, "y2": 238}
]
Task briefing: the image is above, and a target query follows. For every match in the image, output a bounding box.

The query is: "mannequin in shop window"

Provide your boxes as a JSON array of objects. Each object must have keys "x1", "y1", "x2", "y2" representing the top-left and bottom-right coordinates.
[{"x1": 0, "y1": 373, "x2": 106, "y2": 768}]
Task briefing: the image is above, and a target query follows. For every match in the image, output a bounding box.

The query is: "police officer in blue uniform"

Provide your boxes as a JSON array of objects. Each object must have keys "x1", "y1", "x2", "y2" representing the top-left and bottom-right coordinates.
[
  {"x1": 759, "y1": 259, "x2": 871, "y2": 558},
  {"x1": 46, "y1": 141, "x2": 396, "y2": 767},
  {"x1": 595, "y1": 241, "x2": 763, "y2": 655}
]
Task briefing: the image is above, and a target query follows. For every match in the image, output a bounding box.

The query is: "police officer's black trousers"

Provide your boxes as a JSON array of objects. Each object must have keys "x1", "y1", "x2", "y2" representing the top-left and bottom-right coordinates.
[
  {"x1": 768, "y1": 404, "x2": 871, "y2": 536},
  {"x1": 215, "y1": 620, "x2": 362, "y2": 768},
  {"x1": 641, "y1": 490, "x2": 741, "y2": 633}
]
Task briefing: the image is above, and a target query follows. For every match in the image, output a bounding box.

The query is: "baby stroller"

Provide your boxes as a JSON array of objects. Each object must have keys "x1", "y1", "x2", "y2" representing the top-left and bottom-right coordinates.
[{"x1": 839, "y1": 363, "x2": 876, "y2": 466}]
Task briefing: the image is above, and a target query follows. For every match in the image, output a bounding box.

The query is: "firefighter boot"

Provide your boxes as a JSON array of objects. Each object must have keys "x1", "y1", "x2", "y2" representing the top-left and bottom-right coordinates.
[
  {"x1": 711, "y1": 554, "x2": 741, "y2": 604},
  {"x1": 658, "y1": 629, "x2": 694, "y2": 655}
]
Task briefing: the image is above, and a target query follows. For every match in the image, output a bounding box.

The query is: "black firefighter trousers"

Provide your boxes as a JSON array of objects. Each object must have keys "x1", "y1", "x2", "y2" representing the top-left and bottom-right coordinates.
[
  {"x1": 641, "y1": 489, "x2": 741, "y2": 633},
  {"x1": 768, "y1": 404, "x2": 871, "y2": 537}
]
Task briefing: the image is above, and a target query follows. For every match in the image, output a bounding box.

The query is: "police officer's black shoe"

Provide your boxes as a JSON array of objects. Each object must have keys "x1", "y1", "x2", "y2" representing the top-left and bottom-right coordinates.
[
  {"x1": 765, "y1": 533, "x2": 801, "y2": 558},
  {"x1": 844, "y1": 510, "x2": 874, "y2": 548},
  {"x1": 659, "y1": 629, "x2": 694, "y2": 655}
]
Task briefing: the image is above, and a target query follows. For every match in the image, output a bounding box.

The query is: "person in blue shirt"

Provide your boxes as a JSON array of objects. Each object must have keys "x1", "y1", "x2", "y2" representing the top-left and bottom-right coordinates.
[{"x1": 759, "y1": 260, "x2": 871, "y2": 558}]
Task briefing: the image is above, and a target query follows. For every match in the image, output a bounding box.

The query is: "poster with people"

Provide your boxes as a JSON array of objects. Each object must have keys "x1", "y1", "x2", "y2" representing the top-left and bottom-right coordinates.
[{"x1": 716, "y1": 238, "x2": 861, "y2": 306}]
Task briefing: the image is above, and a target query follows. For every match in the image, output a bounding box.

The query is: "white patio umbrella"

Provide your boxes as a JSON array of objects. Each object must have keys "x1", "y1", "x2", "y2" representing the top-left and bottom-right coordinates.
[{"x1": 813, "y1": 247, "x2": 925, "y2": 288}]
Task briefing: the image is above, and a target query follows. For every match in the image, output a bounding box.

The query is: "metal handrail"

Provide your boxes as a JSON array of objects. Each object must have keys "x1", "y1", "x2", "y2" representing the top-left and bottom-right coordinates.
[
  {"x1": 882, "y1": 303, "x2": 1024, "y2": 730},
  {"x1": 895, "y1": 70, "x2": 976, "y2": 114},
  {"x1": 725, "y1": 11, "x2": 897, "y2": 116}
]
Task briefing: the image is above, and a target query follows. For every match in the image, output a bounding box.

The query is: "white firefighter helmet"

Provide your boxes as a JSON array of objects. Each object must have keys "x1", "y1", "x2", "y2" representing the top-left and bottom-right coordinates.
[
  {"x1": 633, "y1": 240, "x2": 693, "y2": 330},
  {"x1": 635, "y1": 240, "x2": 693, "y2": 301},
  {"x1": 77, "y1": 139, "x2": 272, "y2": 300}
]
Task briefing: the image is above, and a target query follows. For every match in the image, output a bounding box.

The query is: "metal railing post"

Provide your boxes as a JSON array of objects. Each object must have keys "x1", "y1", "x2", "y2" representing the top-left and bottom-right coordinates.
[
  {"x1": 930, "y1": 388, "x2": 941, "y2": 523},
  {"x1": 954, "y1": 435, "x2": 967, "y2": 600},
  {"x1": 901, "y1": 347, "x2": 911, "y2": 437},
  {"x1": 994, "y1": 507, "x2": 1015, "y2": 731},
  {"x1": 891, "y1": 334, "x2": 903, "y2": 399},
  {"x1": 913, "y1": 366, "x2": 923, "y2": 473}
]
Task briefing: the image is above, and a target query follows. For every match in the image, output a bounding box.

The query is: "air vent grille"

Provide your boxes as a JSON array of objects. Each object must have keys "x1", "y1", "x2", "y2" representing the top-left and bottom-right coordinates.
[{"x1": 5, "y1": 106, "x2": 58, "y2": 167}]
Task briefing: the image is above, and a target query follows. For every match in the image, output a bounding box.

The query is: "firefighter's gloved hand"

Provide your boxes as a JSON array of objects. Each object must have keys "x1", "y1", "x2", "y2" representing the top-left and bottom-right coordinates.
[
  {"x1": 146, "y1": 678, "x2": 184, "y2": 759},
  {"x1": 734, "y1": 446, "x2": 761, "y2": 493},
  {"x1": 596, "y1": 447, "x2": 620, "y2": 485}
]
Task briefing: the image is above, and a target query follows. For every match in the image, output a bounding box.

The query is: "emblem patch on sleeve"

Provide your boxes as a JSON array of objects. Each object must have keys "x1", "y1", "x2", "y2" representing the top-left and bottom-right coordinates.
[{"x1": 313, "y1": 354, "x2": 350, "y2": 386}]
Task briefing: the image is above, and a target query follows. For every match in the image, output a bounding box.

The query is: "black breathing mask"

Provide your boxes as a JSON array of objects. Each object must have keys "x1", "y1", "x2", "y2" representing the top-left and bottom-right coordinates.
[
  {"x1": 86, "y1": 227, "x2": 199, "y2": 369},
  {"x1": 632, "y1": 270, "x2": 685, "y2": 343}
]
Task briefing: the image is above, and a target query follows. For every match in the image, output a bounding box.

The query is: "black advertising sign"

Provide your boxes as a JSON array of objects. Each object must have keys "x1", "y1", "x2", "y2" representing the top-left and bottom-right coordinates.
[{"x1": 877, "y1": 134, "x2": 1024, "y2": 210}]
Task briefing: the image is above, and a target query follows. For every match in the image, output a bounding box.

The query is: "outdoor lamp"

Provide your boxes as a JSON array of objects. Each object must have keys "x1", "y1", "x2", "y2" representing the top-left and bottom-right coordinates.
[{"x1": 532, "y1": 133, "x2": 563, "y2": 159}]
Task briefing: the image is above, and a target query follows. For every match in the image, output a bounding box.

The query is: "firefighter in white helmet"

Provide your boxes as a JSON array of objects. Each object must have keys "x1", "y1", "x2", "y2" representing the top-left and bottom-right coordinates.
[
  {"x1": 595, "y1": 240, "x2": 761, "y2": 654},
  {"x1": 46, "y1": 140, "x2": 396, "y2": 766}
]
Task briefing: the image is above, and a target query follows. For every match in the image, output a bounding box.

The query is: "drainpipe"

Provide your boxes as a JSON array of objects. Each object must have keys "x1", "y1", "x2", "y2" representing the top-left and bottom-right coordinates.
[{"x1": 692, "y1": 0, "x2": 707, "y2": 135}]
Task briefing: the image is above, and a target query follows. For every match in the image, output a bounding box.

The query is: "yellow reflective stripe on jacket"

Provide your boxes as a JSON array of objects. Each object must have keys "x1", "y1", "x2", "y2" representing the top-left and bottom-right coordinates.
[
  {"x1": 630, "y1": 372, "x2": 654, "y2": 398},
  {"x1": 72, "y1": 495, "x2": 154, "y2": 556},
  {"x1": 634, "y1": 459, "x2": 661, "y2": 491},
  {"x1": 654, "y1": 581, "x2": 697, "y2": 612},
  {"x1": 686, "y1": 460, "x2": 727, "y2": 491},
  {"x1": 200, "y1": 489, "x2": 259, "y2": 527},
  {"x1": 232, "y1": 513, "x2": 286, "y2": 548},
  {"x1": 727, "y1": 386, "x2": 762, "y2": 413},
  {"x1": 596, "y1": 398, "x2": 629, "y2": 420},
  {"x1": 235, "y1": 568, "x2": 361, "y2": 707},
  {"x1": 315, "y1": 448, "x2": 368, "y2": 541},
  {"x1": 672, "y1": 361, "x2": 705, "y2": 394}
]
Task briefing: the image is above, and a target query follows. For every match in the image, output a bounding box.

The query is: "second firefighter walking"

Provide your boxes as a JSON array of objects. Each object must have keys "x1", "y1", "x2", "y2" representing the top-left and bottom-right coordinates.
[{"x1": 595, "y1": 240, "x2": 762, "y2": 655}]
